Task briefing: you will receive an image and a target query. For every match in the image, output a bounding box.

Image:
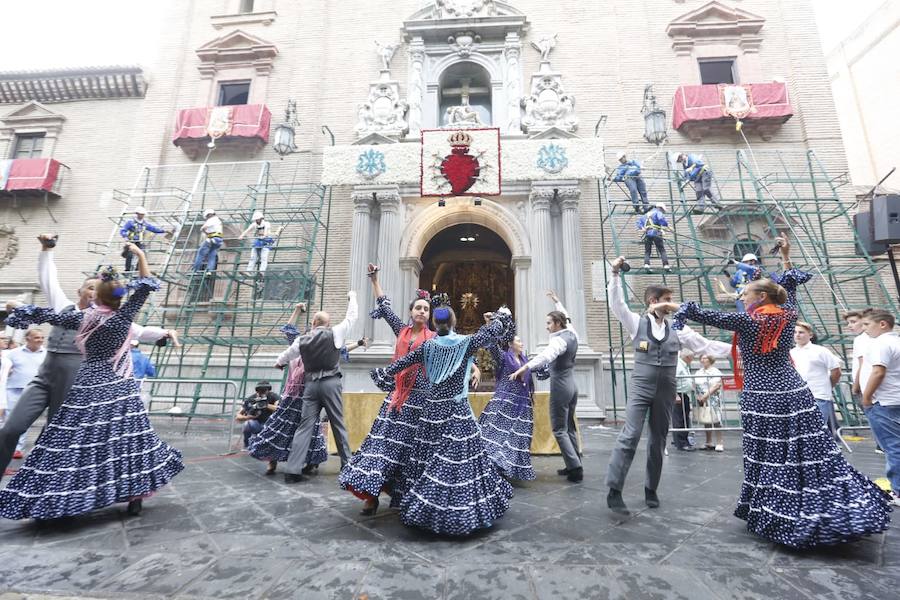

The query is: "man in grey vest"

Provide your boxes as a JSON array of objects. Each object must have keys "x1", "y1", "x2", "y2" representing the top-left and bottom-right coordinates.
[
  {"x1": 511, "y1": 290, "x2": 583, "y2": 482},
  {"x1": 0, "y1": 234, "x2": 173, "y2": 480},
  {"x1": 605, "y1": 256, "x2": 731, "y2": 514},
  {"x1": 275, "y1": 291, "x2": 357, "y2": 483}
]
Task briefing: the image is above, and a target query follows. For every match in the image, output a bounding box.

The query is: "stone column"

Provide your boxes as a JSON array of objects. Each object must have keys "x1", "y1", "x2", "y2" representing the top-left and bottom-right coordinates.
[
  {"x1": 407, "y1": 38, "x2": 426, "y2": 135},
  {"x1": 511, "y1": 255, "x2": 534, "y2": 352},
  {"x1": 349, "y1": 189, "x2": 374, "y2": 340},
  {"x1": 559, "y1": 186, "x2": 589, "y2": 344},
  {"x1": 399, "y1": 257, "x2": 423, "y2": 311},
  {"x1": 373, "y1": 187, "x2": 402, "y2": 347},
  {"x1": 529, "y1": 185, "x2": 556, "y2": 347},
  {"x1": 503, "y1": 33, "x2": 523, "y2": 135}
]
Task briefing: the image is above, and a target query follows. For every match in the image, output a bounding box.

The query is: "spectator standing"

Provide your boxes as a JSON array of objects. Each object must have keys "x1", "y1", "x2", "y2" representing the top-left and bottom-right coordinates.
[
  {"x1": 673, "y1": 351, "x2": 695, "y2": 451},
  {"x1": 790, "y1": 322, "x2": 842, "y2": 435},
  {"x1": 695, "y1": 354, "x2": 725, "y2": 452},
  {"x1": 0, "y1": 328, "x2": 47, "y2": 459}
]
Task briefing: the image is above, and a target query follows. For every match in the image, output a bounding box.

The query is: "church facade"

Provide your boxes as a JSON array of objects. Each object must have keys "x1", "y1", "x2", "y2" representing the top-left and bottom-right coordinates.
[{"x1": 0, "y1": 0, "x2": 857, "y2": 416}]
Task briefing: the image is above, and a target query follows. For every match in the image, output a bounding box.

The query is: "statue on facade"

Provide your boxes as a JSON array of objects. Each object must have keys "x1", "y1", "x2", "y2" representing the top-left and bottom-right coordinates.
[
  {"x1": 355, "y1": 83, "x2": 409, "y2": 138},
  {"x1": 530, "y1": 33, "x2": 558, "y2": 63},
  {"x1": 434, "y1": 0, "x2": 497, "y2": 19},
  {"x1": 375, "y1": 41, "x2": 399, "y2": 72},
  {"x1": 521, "y1": 76, "x2": 578, "y2": 134},
  {"x1": 444, "y1": 104, "x2": 484, "y2": 128}
]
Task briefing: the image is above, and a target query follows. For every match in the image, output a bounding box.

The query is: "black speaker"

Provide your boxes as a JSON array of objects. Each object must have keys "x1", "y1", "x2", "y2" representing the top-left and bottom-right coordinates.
[
  {"x1": 854, "y1": 211, "x2": 888, "y2": 256},
  {"x1": 872, "y1": 194, "x2": 900, "y2": 243}
]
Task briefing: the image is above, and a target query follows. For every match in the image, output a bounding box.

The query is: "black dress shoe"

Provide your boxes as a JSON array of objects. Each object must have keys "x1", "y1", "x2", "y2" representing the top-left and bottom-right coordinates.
[
  {"x1": 283, "y1": 473, "x2": 307, "y2": 484},
  {"x1": 645, "y1": 487, "x2": 660, "y2": 509},
  {"x1": 607, "y1": 489, "x2": 629, "y2": 515},
  {"x1": 556, "y1": 467, "x2": 570, "y2": 476},
  {"x1": 566, "y1": 466, "x2": 583, "y2": 483},
  {"x1": 301, "y1": 463, "x2": 318, "y2": 475},
  {"x1": 360, "y1": 497, "x2": 380, "y2": 516}
]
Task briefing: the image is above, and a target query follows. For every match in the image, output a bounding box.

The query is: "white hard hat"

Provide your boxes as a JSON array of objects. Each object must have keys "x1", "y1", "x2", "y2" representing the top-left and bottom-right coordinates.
[
  {"x1": 655, "y1": 203, "x2": 667, "y2": 211},
  {"x1": 742, "y1": 253, "x2": 759, "y2": 262},
  {"x1": 135, "y1": 206, "x2": 147, "y2": 214},
  {"x1": 130, "y1": 339, "x2": 140, "y2": 347},
  {"x1": 615, "y1": 151, "x2": 626, "y2": 161},
  {"x1": 203, "y1": 208, "x2": 216, "y2": 217},
  {"x1": 252, "y1": 210, "x2": 264, "y2": 221}
]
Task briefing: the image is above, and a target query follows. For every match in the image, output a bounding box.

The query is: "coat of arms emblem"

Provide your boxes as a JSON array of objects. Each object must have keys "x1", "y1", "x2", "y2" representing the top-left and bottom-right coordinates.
[{"x1": 440, "y1": 131, "x2": 481, "y2": 195}]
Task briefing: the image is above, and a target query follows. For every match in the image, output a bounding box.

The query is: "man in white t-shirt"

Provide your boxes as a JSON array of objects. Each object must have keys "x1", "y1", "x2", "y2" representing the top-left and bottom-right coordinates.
[
  {"x1": 861, "y1": 309, "x2": 900, "y2": 506},
  {"x1": 848, "y1": 309, "x2": 883, "y2": 453},
  {"x1": 791, "y1": 322, "x2": 842, "y2": 435}
]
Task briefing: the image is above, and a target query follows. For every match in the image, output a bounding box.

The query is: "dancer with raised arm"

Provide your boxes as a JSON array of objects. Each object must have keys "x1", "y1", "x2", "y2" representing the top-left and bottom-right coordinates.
[
  {"x1": 371, "y1": 300, "x2": 513, "y2": 535},
  {"x1": 275, "y1": 291, "x2": 357, "y2": 483},
  {"x1": 479, "y1": 315, "x2": 537, "y2": 481},
  {"x1": 0, "y1": 244, "x2": 183, "y2": 519},
  {"x1": 667, "y1": 237, "x2": 891, "y2": 547},
  {"x1": 339, "y1": 264, "x2": 436, "y2": 515},
  {"x1": 603, "y1": 260, "x2": 731, "y2": 515},
  {"x1": 249, "y1": 302, "x2": 328, "y2": 476},
  {"x1": 0, "y1": 234, "x2": 174, "y2": 482},
  {"x1": 510, "y1": 291, "x2": 582, "y2": 483}
]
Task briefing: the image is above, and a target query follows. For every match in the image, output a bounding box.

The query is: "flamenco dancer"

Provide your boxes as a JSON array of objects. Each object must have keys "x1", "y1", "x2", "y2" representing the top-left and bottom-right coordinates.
[
  {"x1": 0, "y1": 234, "x2": 173, "y2": 482},
  {"x1": 666, "y1": 237, "x2": 891, "y2": 547},
  {"x1": 249, "y1": 302, "x2": 328, "y2": 476},
  {"x1": 479, "y1": 314, "x2": 538, "y2": 481},
  {"x1": 510, "y1": 291, "x2": 583, "y2": 483},
  {"x1": 338, "y1": 264, "x2": 436, "y2": 515},
  {"x1": 603, "y1": 261, "x2": 731, "y2": 514},
  {"x1": 371, "y1": 300, "x2": 513, "y2": 536},
  {"x1": 0, "y1": 243, "x2": 183, "y2": 519}
]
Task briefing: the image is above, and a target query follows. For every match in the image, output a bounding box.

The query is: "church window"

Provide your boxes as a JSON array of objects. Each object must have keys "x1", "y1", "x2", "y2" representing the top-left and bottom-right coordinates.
[
  {"x1": 217, "y1": 81, "x2": 250, "y2": 106},
  {"x1": 239, "y1": 0, "x2": 255, "y2": 14},
  {"x1": 12, "y1": 133, "x2": 44, "y2": 159},
  {"x1": 439, "y1": 62, "x2": 492, "y2": 126},
  {"x1": 699, "y1": 58, "x2": 737, "y2": 85}
]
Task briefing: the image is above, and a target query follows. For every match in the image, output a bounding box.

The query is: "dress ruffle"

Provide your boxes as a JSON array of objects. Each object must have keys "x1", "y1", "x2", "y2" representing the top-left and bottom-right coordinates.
[
  {"x1": 478, "y1": 389, "x2": 536, "y2": 481},
  {"x1": 247, "y1": 395, "x2": 327, "y2": 466}
]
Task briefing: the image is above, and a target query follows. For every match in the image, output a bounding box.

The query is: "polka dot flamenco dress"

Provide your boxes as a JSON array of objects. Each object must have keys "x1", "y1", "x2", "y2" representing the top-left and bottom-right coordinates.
[
  {"x1": 0, "y1": 277, "x2": 184, "y2": 520},
  {"x1": 339, "y1": 296, "x2": 434, "y2": 506},
  {"x1": 477, "y1": 321, "x2": 537, "y2": 481},
  {"x1": 248, "y1": 324, "x2": 327, "y2": 468},
  {"x1": 673, "y1": 269, "x2": 891, "y2": 548},
  {"x1": 372, "y1": 313, "x2": 513, "y2": 536}
]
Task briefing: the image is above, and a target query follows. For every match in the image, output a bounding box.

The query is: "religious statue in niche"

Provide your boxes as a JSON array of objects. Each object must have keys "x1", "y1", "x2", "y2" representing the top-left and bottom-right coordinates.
[
  {"x1": 445, "y1": 104, "x2": 484, "y2": 127},
  {"x1": 434, "y1": 0, "x2": 497, "y2": 18},
  {"x1": 354, "y1": 83, "x2": 409, "y2": 138}
]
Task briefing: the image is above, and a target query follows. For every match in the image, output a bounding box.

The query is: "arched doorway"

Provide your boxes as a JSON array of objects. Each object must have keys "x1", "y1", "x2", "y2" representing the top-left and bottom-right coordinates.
[{"x1": 419, "y1": 223, "x2": 514, "y2": 335}]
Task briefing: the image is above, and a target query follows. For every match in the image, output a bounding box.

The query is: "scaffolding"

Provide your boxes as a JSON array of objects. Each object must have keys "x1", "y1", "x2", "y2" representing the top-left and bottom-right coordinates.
[
  {"x1": 88, "y1": 151, "x2": 329, "y2": 425},
  {"x1": 598, "y1": 148, "x2": 897, "y2": 428}
]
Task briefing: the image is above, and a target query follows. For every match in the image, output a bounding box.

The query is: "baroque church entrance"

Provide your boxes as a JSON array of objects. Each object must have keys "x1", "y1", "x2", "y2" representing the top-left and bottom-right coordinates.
[{"x1": 418, "y1": 223, "x2": 514, "y2": 335}]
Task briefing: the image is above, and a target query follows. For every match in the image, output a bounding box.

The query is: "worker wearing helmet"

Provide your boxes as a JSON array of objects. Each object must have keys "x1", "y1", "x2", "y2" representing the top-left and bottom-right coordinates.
[
  {"x1": 239, "y1": 210, "x2": 274, "y2": 273},
  {"x1": 612, "y1": 151, "x2": 650, "y2": 214}
]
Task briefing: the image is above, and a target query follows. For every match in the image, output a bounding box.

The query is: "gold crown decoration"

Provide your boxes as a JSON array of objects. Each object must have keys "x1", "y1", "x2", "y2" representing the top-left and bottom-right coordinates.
[{"x1": 448, "y1": 130, "x2": 473, "y2": 147}]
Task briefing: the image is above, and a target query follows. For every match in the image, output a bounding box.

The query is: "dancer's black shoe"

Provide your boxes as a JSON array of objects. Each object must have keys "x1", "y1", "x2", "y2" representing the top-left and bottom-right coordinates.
[
  {"x1": 265, "y1": 461, "x2": 277, "y2": 475},
  {"x1": 284, "y1": 473, "x2": 306, "y2": 484},
  {"x1": 645, "y1": 487, "x2": 660, "y2": 509},
  {"x1": 301, "y1": 463, "x2": 317, "y2": 476},
  {"x1": 607, "y1": 489, "x2": 629, "y2": 515},
  {"x1": 566, "y1": 466, "x2": 583, "y2": 483},
  {"x1": 361, "y1": 497, "x2": 380, "y2": 516},
  {"x1": 126, "y1": 499, "x2": 143, "y2": 516},
  {"x1": 556, "y1": 467, "x2": 570, "y2": 476}
]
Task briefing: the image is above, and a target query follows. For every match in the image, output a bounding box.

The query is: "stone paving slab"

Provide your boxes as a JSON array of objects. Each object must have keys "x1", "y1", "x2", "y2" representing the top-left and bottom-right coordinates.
[{"x1": 0, "y1": 421, "x2": 896, "y2": 599}]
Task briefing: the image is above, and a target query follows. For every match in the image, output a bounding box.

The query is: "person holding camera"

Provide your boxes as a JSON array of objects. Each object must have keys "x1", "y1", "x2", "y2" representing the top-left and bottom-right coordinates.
[{"x1": 237, "y1": 381, "x2": 279, "y2": 449}]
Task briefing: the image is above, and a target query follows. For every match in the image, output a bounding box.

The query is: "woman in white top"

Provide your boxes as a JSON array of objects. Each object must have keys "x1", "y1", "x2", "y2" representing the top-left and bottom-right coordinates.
[{"x1": 696, "y1": 354, "x2": 724, "y2": 451}]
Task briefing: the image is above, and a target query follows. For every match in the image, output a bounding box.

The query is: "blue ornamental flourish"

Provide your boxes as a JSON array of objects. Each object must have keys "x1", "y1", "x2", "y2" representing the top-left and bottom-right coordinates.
[
  {"x1": 536, "y1": 143, "x2": 569, "y2": 174},
  {"x1": 356, "y1": 149, "x2": 386, "y2": 180}
]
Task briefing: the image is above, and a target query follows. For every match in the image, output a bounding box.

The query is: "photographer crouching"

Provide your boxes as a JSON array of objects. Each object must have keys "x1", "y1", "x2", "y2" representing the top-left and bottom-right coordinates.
[{"x1": 236, "y1": 381, "x2": 279, "y2": 449}]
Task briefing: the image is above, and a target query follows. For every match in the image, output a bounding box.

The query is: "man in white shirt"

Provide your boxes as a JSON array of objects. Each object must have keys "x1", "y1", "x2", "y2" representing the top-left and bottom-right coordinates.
[
  {"x1": 861, "y1": 309, "x2": 900, "y2": 506},
  {"x1": 274, "y1": 291, "x2": 357, "y2": 483},
  {"x1": 790, "y1": 322, "x2": 841, "y2": 435},
  {"x1": 602, "y1": 256, "x2": 732, "y2": 514},
  {"x1": 509, "y1": 290, "x2": 583, "y2": 482},
  {"x1": 192, "y1": 208, "x2": 224, "y2": 272},
  {"x1": 0, "y1": 328, "x2": 46, "y2": 459},
  {"x1": 0, "y1": 234, "x2": 175, "y2": 481}
]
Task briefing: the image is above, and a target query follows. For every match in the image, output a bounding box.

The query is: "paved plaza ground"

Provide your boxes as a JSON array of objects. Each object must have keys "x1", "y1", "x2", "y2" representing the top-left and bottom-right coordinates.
[{"x1": 0, "y1": 420, "x2": 898, "y2": 600}]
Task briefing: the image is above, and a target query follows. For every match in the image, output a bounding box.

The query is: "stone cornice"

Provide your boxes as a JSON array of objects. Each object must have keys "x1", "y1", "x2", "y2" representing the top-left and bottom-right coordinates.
[{"x1": 0, "y1": 66, "x2": 146, "y2": 104}]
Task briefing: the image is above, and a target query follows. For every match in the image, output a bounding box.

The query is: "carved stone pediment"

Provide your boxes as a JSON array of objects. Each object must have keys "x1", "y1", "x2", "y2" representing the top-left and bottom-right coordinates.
[
  {"x1": 196, "y1": 30, "x2": 278, "y2": 75},
  {"x1": 521, "y1": 73, "x2": 578, "y2": 134},
  {"x1": 667, "y1": 1, "x2": 765, "y2": 41},
  {"x1": 353, "y1": 132, "x2": 400, "y2": 146},
  {"x1": 403, "y1": 1, "x2": 528, "y2": 41},
  {"x1": 355, "y1": 81, "x2": 409, "y2": 139},
  {"x1": 2, "y1": 101, "x2": 65, "y2": 124},
  {"x1": 528, "y1": 126, "x2": 578, "y2": 140}
]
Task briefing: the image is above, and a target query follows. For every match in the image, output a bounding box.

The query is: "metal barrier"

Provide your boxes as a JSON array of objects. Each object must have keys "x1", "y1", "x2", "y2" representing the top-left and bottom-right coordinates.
[{"x1": 143, "y1": 378, "x2": 240, "y2": 453}]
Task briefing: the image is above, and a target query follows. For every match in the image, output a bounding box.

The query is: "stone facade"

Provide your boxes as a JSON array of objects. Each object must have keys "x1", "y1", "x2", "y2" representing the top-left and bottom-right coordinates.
[{"x1": 0, "y1": 0, "x2": 858, "y2": 417}]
